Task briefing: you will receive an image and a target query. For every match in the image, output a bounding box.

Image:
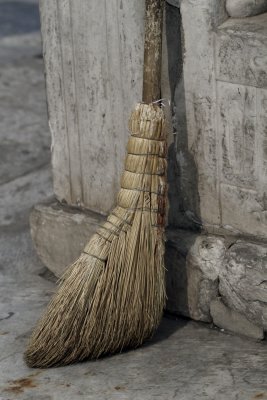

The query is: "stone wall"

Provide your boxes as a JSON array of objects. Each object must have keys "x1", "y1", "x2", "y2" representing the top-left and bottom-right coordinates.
[
  {"x1": 32, "y1": 0, "x2": 267, "y2": 339},
  {"x1": 40, "y1": 0, "x2": 145, "y2": 215},
  {"x1": 178, "y1": 0, "x2": 267, "y2": 240}
]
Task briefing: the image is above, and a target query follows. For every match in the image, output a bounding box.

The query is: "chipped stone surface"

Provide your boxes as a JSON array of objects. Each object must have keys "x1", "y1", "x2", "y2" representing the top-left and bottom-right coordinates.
[
  {"x1": 226, "y1": 0, "x2": 267, "y2": 18},
  {"x1": 219, "y1": 240, "x2": 267, "y2": 331},
  {"x1": 185, "y1": 235, "x2": 226, "y2": 322},
  {"x1": 210, "y1": 298, "x2": 264, "y2": 340},
  {"x1": 166, "y1": 229, "x2": 267, "y2": 333}
]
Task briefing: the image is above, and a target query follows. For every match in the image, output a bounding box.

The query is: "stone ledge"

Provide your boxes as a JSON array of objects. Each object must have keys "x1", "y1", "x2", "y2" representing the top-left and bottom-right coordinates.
[{"x1": 30, "y1": 201, "x2": 106, "y2": 277}]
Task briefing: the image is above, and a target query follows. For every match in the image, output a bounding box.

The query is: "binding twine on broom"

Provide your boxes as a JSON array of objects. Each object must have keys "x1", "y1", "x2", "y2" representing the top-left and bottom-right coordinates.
[{"x1": 24, "y1": 102, "x2": 167, "y2": 367}]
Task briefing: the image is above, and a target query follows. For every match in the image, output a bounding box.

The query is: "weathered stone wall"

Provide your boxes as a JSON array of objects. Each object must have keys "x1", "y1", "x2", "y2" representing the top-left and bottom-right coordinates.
[
  {"x1": 33, "y1": 0, "x2": 267, "y2": 339},
  {"x1": 39, "y1": 0, "x2": 267, "y2": 240},
  {"x1": 166, "y1": 230, "x2": 266, "y2": 339},
  {"x1": 165, "y1": 0, "x2": 267, "y2": 337},
  {"x1": 176, "y1": 0, "x2": 267, "y2": 240}
]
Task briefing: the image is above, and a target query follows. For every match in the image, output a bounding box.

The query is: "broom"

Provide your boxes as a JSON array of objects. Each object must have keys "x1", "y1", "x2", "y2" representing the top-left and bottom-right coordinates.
[{"x1": 25, "y1": 0, "x2": 167, "y2": 367}]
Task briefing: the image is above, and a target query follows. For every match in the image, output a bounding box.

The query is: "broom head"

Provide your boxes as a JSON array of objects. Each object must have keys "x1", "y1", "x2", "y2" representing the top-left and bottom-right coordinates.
[{"x1": 24, "y1": 103, "x2": 167, "y2": 367}]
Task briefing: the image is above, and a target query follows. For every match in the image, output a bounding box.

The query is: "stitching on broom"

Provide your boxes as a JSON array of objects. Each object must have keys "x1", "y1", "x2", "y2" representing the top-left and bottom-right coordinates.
[
  {"x1": 119, "y1": 189, "x2": 166, "y2": 198},
  {"x1": 100, "y1": 223, "x2": 128, "y2": 235},
  {"x1": 108, "y1": 216, "x2": 132, "y2": 228},
  {"x1": 95, "y1": 231, "x2": 113, "y2": 243},
  {"x1": 120, "y1": 186, "x2": 166, "y2": 195},
  {"x1": 124, "y1": 169, "x2": 165, "y2": 176},
  {"x1": 82, "y1": 251, "x2": 106, "y2": 263},
  {"x1": 110, "y1": 210, "x2": 133, "y2": 226},
  {"x1": 127, "y1": 152, "x2": 166, "y2": 158},
  {"x1": 117, "y1": 203, "x2": 162, "y2": 213},
  {"x1": 131, "y1": 134, "x2": 166, "y2": 142}
]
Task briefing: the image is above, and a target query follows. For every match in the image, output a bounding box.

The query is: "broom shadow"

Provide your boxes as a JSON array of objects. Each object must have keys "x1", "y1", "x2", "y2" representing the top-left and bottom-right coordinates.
[{"x1": 142, "y1": 315, "x2": 189, "y2": 348}]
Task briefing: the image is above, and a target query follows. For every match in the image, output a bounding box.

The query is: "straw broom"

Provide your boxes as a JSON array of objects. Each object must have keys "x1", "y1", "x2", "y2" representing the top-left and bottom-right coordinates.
[{"x1": 25, "y1": 0, "x2": 167, "y2": 367}]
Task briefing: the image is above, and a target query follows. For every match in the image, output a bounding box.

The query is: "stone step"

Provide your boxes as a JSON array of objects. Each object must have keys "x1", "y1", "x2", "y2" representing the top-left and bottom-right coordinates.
[{"x1": 31, "y1": 202, "x2": 267, "y2": 336}]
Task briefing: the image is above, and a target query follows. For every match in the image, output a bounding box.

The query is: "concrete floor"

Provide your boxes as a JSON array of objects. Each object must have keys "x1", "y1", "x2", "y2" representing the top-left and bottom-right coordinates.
[{"x1": 0, "y1": 2, "x2": 266, "y2": 400}]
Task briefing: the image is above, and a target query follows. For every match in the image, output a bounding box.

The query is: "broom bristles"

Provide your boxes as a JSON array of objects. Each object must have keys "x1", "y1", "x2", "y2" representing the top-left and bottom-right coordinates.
[{"x1": 25, "y1": 103, "x2": 167, "y2": 367}]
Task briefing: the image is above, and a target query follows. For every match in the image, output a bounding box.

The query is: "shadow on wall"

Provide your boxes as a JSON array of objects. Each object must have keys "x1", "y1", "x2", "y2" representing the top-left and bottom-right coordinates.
[
  {"x1": 0, "y1": 1, "x2": 40, "y2": 38},
  {"x1": 164, "y1": 4, "x2": 201, "y2": 320},
  {"x1": 165, "y1": 3, "x2": 201, "y2": 232}
]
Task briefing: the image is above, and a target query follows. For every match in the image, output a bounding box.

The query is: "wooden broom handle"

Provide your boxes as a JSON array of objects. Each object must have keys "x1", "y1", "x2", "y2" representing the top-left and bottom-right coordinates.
[{"x1": 142, "y1": 0, "x2": 164, "y2": 104}]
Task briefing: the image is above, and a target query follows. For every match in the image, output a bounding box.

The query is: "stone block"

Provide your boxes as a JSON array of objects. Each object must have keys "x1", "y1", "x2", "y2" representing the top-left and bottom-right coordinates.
[
  {"x1": 185, "y1": 235, "x2": 225, "y2": 322},
  {"x1": 166, "y1": 230, "x2": 267, "y2": 333},
  {"x1": 30, "y1": 201, "x2": 105, "y2": 277},
  {"x1": 166, "y1": 230, "x2": 225, "y2": 322},
  {"x1": 210, "y1": 298, "x2": 264, "y2": 340},
  {"x1": 226, "y1": 0, "x2": 267, "y2": 18},
  {"x1": 219, "y1": 240, "x2": 267, "y2": 331},
  {"x1": 220, "y1": 184, "x2": 267, "y2": 239},
  {"x1": 216, "y1": 14, "x2": 267, "y2": 88}
]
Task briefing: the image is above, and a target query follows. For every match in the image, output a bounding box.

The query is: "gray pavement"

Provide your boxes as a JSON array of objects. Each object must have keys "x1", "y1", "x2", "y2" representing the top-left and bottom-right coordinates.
[{"x1": 0, "y1": 2, "x2": 266, "y2": 400}]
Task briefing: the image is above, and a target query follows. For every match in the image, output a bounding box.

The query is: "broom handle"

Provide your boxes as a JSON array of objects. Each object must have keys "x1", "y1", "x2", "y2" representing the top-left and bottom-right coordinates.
[{"x1": 142, "y1": 0, "x2": 164, "y2": 104}]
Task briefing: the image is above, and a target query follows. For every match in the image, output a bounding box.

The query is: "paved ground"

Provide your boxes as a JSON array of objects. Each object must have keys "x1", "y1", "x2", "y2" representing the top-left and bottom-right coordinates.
[{"x1": 0, "y1": 2, "x2": 267, "y2": 400}]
